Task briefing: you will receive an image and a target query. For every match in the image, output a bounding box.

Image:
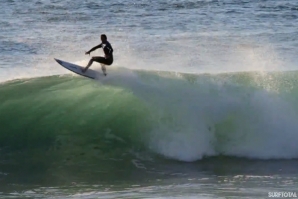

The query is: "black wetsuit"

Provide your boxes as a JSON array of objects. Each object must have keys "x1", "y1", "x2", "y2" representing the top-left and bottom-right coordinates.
[{"x1": 88, "y1": 41, "x2": 114, "y2": 65}]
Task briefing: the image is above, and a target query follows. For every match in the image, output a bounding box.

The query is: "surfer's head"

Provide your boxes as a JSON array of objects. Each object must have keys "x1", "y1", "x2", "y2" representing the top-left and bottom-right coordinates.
[{"x1": 101, "y1": 34, "x2": 107, "y2": 43}]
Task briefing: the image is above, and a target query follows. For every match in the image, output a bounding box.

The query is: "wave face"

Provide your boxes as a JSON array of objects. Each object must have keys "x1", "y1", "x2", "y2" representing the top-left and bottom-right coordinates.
[{"x1": 1, "y1": 69, "x2": 298, "y2": 164}]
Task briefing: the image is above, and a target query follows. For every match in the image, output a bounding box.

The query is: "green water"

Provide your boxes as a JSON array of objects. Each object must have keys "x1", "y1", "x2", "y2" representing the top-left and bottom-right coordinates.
[{"x1": 1, "y1": 71, "x2": 298, "y2": 198}]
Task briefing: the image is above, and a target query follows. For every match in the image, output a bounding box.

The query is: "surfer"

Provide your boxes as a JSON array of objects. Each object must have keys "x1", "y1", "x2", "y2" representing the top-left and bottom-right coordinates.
[{"x1": 82, "y1": 34, "x2": 113, "y2": 76}]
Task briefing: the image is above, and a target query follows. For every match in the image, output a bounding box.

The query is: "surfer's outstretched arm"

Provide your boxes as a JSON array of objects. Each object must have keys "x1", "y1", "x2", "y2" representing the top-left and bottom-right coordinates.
[{"x1": 85, "y1": 44, "x2": 102, "y2": 55}]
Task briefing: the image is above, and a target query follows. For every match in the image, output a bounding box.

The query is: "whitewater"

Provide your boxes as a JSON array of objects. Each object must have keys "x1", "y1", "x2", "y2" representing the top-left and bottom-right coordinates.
[{"x1": 1, "y1": 0, "x2": 298, "y2": 198}]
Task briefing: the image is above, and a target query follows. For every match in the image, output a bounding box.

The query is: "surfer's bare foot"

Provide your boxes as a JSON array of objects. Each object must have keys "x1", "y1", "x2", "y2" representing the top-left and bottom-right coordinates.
[{"x1": 81, "y1": 68, "x2": 87, "y2": 73}]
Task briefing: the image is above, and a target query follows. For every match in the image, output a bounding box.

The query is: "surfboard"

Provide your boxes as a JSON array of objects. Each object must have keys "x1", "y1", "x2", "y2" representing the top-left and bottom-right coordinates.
[{"x1": 54, "y1": 58, "x2": 101, "y2": 79}]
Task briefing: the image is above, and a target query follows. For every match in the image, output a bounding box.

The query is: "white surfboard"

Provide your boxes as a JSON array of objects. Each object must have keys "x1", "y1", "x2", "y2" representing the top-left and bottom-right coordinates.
[{"x1": 54, "y1": 58, "x2": 102, "y2": 79}]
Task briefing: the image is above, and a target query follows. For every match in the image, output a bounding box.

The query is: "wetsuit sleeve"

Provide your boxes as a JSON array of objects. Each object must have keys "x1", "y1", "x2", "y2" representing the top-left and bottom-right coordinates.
[{"x1": 87, "y1": 43, "x2": 103, "y2": 53}]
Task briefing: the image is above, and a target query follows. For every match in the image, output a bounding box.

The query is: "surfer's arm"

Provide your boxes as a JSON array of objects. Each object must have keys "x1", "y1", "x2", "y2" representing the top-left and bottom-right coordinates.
[{"x1": 85, "y1": 44, "x2": 103, "y2": 55}]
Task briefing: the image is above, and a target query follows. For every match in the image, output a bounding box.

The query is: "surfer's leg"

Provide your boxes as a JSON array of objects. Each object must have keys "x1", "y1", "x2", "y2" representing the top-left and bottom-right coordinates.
[
  {"x1": 93, "y1": 56, "x2": 113, "y2": 65},
  {"x1": 82, "y1": 56, "x2": 105, "y2": 72},
  {"x1": 92, "y1": 56, "x2": 106, "y2": 63},
  {"x1": 93, "y1": 57, "x2": 112, "y2": 75},
  {"x1": 82, "y1": 57, "x2": 98, "y2": 72},
  {"x1": 101, "y1": 64, "x2": 107, "y2": 76},
  {"x1": 83, "y1": 57, "x2": 112, "y2": 74}
]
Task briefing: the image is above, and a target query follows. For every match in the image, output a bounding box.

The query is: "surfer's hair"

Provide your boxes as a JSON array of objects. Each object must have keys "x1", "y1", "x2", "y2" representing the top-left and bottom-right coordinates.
[{"x1": 101, "y1": 34, "x2": 107, "y2": 40}]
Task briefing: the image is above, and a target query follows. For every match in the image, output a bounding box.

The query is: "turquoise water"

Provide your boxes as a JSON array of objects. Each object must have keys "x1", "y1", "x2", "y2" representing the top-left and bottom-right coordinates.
[{"x1": 1, "y1": 0, "x2": 298, "y2": 198}]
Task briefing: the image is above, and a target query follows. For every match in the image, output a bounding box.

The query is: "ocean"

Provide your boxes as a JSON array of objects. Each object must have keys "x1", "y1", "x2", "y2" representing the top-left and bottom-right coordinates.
[{"x1": 1, "y1": 0, "x2": 298, "y2": 198}]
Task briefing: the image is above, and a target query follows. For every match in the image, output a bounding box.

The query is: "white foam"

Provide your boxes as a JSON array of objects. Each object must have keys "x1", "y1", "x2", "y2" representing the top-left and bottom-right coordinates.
[{"x1": 103, "y1": 70, "x2": 298, "y2": 161}]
